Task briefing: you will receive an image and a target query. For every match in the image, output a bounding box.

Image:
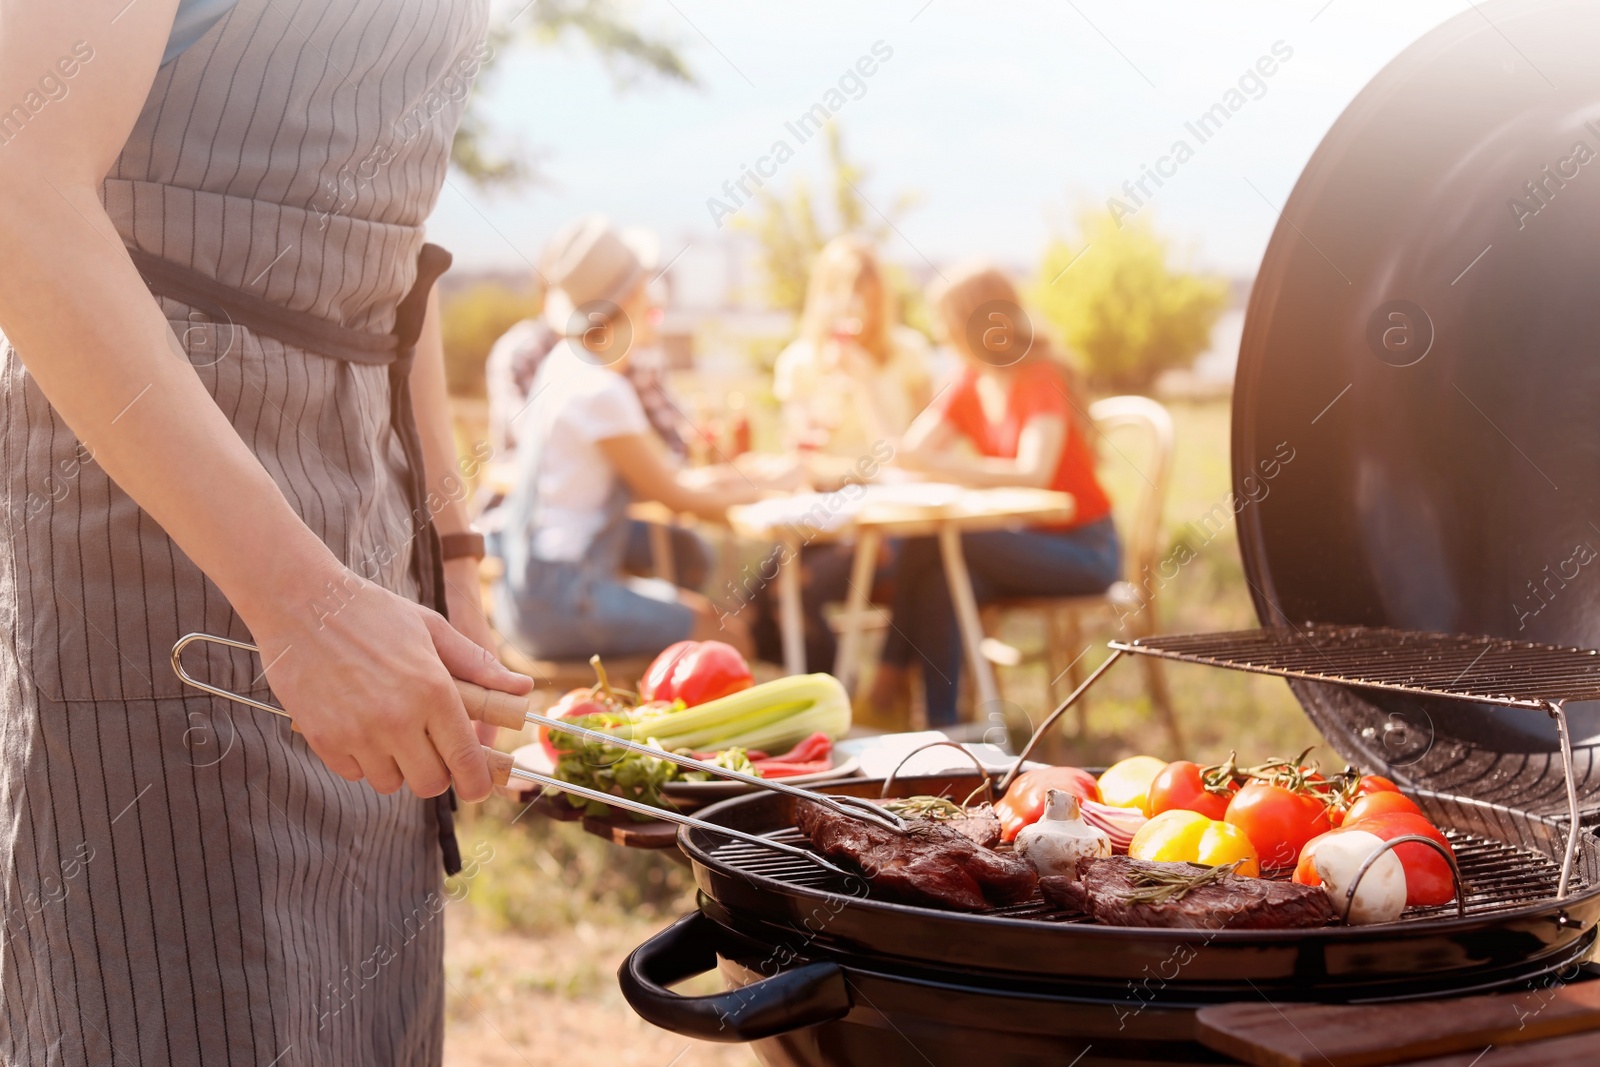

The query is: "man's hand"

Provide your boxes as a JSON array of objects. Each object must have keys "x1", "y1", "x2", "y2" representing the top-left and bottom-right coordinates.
[{"x1": 249, "y1": 560, "x2": 532, "y2": 803}]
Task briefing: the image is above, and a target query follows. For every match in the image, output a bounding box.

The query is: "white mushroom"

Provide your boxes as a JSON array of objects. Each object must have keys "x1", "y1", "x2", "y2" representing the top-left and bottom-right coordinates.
[
  {"x1": 1015, "y1": 789, "x2": 1113, "y2": 880},
  {"x1": 1312, "y1": 830, "x2": 1407, "y2": 925}
]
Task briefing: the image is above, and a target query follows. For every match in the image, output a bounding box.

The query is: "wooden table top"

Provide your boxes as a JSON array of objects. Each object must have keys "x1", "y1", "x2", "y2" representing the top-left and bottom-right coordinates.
[{"x1": 728, "y1": 484, "x2": 1076, "y2": 541}]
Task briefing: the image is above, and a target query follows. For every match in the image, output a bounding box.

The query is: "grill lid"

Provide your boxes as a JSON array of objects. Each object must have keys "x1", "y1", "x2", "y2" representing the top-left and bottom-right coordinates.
[{"x1": 1231, "y1": 0, "x2": 1600, "y2": 814}]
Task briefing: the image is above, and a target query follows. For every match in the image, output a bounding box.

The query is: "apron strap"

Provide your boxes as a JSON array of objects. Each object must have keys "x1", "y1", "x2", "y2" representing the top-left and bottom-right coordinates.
[
  {"x1": 127, "y1": 247, "x2": 400, "y2": 364},
  {"x1": 132, "y1": 242, "x2": 466, "y2": 876}
]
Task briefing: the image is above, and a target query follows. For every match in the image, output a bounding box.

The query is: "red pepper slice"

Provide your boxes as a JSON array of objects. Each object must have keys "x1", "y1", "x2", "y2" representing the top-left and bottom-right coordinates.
[{"x1": 751, "y1": 758, "x2": 834, "y2": 778}]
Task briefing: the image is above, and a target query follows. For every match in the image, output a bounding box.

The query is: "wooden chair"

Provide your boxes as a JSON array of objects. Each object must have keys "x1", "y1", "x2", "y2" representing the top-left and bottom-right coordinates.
[{"x1": 979, "y1": 395, "x2": 1181, "y2": 750}]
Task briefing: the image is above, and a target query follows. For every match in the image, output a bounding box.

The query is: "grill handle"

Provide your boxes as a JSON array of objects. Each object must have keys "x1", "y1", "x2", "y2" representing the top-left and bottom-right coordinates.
[{"x1": 619, "y1": 912, "x2": 852, "y2": 1042}]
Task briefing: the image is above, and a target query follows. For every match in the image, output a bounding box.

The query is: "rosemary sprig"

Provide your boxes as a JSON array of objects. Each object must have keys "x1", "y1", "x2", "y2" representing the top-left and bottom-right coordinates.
[
  {"x1": 883, "y1": 795, "x2": 968, "y2": 821},
  {"x1": 1121, "y1": 861, "x2": 1246, "y2": 905}
]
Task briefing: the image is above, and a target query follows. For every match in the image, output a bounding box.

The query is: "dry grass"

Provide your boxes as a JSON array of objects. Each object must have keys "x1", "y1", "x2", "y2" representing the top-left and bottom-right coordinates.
[
  {"x1": 441, "y1": 812, "x2": 757, "y2": 1067},
  {"x1": 442, "y1": 907, "x2": 755, "y2": 1067}
]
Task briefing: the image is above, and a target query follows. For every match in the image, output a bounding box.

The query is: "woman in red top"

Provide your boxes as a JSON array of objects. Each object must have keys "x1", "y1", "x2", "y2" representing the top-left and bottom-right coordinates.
[{"x1": 875, "y1": 264, "x2": 1120, "y2": 725}]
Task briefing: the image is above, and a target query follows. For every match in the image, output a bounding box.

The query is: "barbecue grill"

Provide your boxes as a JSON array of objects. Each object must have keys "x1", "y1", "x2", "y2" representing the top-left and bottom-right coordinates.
[
  {"x1": 617, "y1": 1, "x2": 1600, "y2": 1061},
  {"x1": 619, "y1": 626, "x2": 1600, "y2": 1066}
]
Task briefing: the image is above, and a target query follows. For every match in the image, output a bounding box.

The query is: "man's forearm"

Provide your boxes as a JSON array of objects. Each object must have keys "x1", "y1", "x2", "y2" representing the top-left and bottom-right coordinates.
[{"x1": 0, "y1": 178, "x2": 343, "y2": 625}]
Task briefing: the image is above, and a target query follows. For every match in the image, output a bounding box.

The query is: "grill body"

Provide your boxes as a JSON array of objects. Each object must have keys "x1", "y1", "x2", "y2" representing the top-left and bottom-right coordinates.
[
  {"x1": 685, "y1": 781, "x2": 1600, "y2": 997},
  {"x1": 618, "y1": 776, "x2": 1600, "y2": 1065}
]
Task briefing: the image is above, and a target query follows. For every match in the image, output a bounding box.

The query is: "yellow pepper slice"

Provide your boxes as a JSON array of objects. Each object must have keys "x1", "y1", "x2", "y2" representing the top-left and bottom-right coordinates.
[{"x1": 1128, "y1": 809, "x2": 1261, "y2": 877}]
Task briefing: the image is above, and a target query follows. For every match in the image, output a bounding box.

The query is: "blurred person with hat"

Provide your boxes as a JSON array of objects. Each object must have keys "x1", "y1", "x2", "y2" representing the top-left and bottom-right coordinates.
[
  {"x1": 483, "y1": 223, "x2": 711, "y2": 588},
  {"x1": 493, "y1": 216, "x2": 795, "y2": 659}
]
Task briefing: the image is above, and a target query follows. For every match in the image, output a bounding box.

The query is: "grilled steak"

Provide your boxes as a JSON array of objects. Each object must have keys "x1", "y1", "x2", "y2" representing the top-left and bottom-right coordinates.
[
  {"x1": 1040, "y1": 856, "x2": 1338, "y2": 930},
  {"x1": 796, "y1": 799, "x2": 1037, "y2": 911},
  {"x1": 940, "y1": 804, "x2": 1002, "y2": 849}
]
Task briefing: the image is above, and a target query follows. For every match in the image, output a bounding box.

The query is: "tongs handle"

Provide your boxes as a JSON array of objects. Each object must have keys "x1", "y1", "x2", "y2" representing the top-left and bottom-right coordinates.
[
  {"x1": 172, "y1": 631, "x2": 528, "y2": 728},
  {"x1": 171, "y1": 631, "x2": 520, "y2": 784},
  {"x1": 457, "y1": 681, "x2": 538, "y2": 729}
]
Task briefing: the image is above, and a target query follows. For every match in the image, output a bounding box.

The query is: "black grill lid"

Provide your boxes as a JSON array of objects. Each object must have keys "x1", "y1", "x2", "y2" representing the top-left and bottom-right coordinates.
[{"x1": 1231, "y1": 0, "x2": 1600, "y2": 815}]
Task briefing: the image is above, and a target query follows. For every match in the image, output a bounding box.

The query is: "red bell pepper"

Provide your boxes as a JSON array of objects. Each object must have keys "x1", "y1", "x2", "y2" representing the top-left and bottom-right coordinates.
[
  {"x1": 995, "y1": 767, "x2": 1101, "y2": 842},
  {"x1": 639, "y1": 640, "x2": 754, "y2": 707}
]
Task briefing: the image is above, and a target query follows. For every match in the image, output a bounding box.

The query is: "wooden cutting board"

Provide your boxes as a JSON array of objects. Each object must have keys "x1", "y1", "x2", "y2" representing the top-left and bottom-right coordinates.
[
  {"x1": 1195, "y1": 980, "x2": 1600, "y2": 1067},
  {"x1": 1398, "y1": 1029, "x2": 1600, "y2": 1066}
]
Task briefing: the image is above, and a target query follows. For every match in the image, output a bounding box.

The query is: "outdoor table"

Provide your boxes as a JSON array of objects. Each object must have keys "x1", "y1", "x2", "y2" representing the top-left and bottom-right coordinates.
[{"x1": 728, "y1": 485, "x2": 1076, "y2": 713}]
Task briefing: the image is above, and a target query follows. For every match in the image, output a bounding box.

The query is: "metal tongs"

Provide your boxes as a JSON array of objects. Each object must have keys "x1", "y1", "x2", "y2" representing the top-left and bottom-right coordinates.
[{"x1": 171, "y1": 633, "x2": 904, "y2": 875}]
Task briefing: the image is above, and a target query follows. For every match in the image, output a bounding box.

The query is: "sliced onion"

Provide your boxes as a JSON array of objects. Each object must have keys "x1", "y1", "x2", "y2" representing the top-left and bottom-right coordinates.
[{"x1": 1080, "y1": 799, "x2": 1148, "y2": 852}]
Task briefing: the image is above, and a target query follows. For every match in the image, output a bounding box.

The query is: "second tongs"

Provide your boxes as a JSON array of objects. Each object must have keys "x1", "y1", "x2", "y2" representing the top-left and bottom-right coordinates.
[{"x1": 170, "y1": 632, "x2": 906, "y2": 835}]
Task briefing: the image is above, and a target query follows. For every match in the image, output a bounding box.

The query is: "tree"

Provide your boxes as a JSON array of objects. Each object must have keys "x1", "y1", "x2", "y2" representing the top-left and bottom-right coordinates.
[
  {"x1": 454, "y1": 1, "x2": 695, "y2": 187},
  {"x1": 1029, "y1": 209, "x2": 1227, "y2": 392},
  {"x1": 739, "y1": 124, "x2": 924, "y2": 329}
]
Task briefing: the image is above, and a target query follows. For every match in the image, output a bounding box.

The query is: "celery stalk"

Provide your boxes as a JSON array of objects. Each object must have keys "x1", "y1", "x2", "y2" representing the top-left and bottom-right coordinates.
[{"x1": 599, "y1": 673, "x2": 850, "y2": 754}]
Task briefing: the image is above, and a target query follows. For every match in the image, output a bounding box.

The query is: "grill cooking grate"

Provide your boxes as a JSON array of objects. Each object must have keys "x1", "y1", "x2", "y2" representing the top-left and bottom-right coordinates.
[
  {"x1": 704, "y1": 824, "x2": 1579, "y2": 924},
  {"x1": 1110, "y1": 625, "x2": 1600, "y2": 709},
  {"x1": 1074, "y1": 624, "x2": 1588, "y2": 898}
]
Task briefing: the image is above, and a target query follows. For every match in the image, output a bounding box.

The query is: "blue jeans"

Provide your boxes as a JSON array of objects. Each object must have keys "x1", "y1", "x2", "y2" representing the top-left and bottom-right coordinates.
[
  {"x1": 494, "y1": 558, "x2": 694, "y2": 660},
  {"x1": 880, "y1": 518, "x2": 1121, "y2": 726},
  {"x1": 493, "y1": 483, "x2": 696, "y2": 661},
  {"x1": 622, "y1": 520, "x2": 712, "y2": 591}
]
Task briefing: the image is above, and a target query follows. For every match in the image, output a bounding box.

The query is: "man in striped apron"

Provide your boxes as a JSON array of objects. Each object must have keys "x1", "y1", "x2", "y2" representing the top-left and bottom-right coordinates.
[{"x1": 0, "y1": 1, "x2": 530, "y2": 1062}]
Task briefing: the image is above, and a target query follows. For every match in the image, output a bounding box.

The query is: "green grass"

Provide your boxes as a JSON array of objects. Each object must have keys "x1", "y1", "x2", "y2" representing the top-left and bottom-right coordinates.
[{"x1": 450, "y1": 804, "x2": 698, "y2": 936}]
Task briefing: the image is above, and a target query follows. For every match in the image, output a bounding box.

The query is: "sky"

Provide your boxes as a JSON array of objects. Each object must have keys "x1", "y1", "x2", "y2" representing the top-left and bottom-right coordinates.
[{"x1": 428, "y1": 0, "x2": 1482, "y2": 280}]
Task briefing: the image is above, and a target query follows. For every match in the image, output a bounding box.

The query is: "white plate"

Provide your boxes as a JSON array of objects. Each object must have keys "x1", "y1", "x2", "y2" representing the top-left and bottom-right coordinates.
[
  {"x1": 659, "y1": 756, "x2": 862, "y2": 800},
  {"x1": 837, "y1": 731, "x2": 1045, "y2": 779}
]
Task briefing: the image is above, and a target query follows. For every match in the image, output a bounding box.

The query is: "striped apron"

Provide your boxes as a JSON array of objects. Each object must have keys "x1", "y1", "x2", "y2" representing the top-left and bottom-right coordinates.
[{"x1": 0, "y1": 1, "x2": 490, "y2": 1063}]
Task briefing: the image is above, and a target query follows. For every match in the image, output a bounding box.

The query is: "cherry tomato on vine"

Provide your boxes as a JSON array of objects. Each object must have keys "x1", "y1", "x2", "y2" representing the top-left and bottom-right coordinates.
[
  {"x1": 1147, "y1": 760, "x2": 1235, "y2": 821},
  {"x1": 1344, "y1": 790, "x2": 1423, "y2": 825},
  {"x1": 1225, "y1": 782, "x2": 1334, "y2": 870},
  {"x1": 1357, "y1": 774, "x2": 1399, "y2": 796},
  {"x1": 1328, "y1": 773, "x2": 1403, "y2": 826}
]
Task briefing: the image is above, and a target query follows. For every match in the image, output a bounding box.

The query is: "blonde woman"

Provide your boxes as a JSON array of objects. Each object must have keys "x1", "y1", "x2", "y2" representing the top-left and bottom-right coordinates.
[
  {"x1": 872, "y1": 264, "x2": 1121, "y2": 725},
  {"x1": 774, "y1": 235, "x2": 932, "y2": 455},
  {"x1": 750, "y1": 238, "x2": 928, "y2": 671}
]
